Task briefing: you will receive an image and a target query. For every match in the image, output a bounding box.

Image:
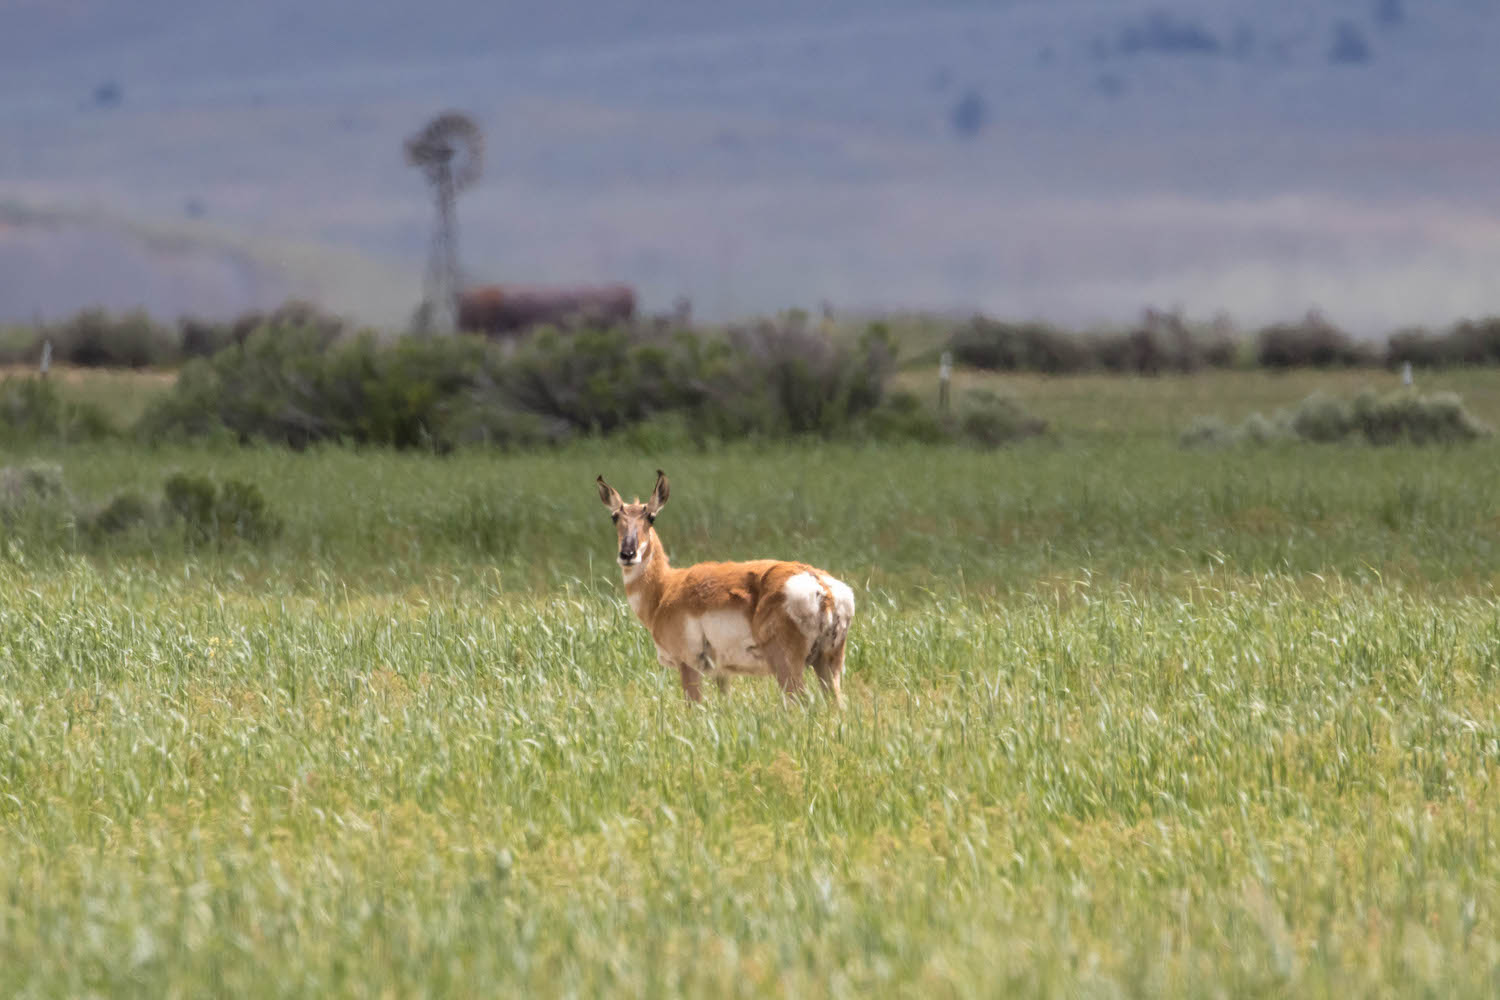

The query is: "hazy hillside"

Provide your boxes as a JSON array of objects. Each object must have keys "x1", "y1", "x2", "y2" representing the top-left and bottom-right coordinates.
[{"x1": 3, "y1": 0, "x2": 1499, "y2": 331}]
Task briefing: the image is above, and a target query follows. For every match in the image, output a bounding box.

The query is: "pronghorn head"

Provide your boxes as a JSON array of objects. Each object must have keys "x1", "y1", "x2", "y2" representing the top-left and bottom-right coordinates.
[{"x1": 596, "y1": 469, "x2": 669, "y2": 569}]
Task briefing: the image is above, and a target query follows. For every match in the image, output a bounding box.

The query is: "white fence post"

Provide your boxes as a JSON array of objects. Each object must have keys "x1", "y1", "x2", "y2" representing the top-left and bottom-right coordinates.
[{"x1": 939, "y1": 350, "x2": 952, "y2": 416}]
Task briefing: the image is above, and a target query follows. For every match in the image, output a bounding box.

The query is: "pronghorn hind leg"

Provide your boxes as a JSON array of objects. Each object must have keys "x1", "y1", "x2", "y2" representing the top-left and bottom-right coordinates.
[
  {"x1": 812, "y1": 636, "x2": 846, "y2": 709},
  {"x1": 753, "y1": 606, "x2": 814, "y2": 704},
  {"x1": 772, "y1": 655, "x2": 808, "y2": 701},
  {"x1": 696, "y1": 636, "x2": 731, "y2": 697},
  {"x1": 765, "y1": 631, "x2": 813, "y2": 703}
]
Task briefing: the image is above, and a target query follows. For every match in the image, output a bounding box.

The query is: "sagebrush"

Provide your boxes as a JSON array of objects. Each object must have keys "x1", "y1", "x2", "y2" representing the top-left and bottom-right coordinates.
[{"x1": 1183, "y1": 388, "x2": 1491, "y2": 447}]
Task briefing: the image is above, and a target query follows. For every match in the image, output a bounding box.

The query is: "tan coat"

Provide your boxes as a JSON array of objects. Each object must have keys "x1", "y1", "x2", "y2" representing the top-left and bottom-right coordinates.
[{"x1": 597, "y1": 471, "x2": 854, "y2": 705}]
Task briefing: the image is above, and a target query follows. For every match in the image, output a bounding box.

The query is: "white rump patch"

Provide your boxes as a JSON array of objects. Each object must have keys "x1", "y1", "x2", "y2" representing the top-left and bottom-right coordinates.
[
  {"x1": 782, "y1": 571, "x2": 855, "y2": 646},
  {"x1": 822, "y1": 575, "x2": 855, "y2": 632},
  {"x1": 781, "y1": 572, "x2": 829, "y2": 638}
]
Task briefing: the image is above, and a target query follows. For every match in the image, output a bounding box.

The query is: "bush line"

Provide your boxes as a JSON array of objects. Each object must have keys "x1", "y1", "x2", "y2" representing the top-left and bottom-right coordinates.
[
  {"x1": 3, "y1": 315, "x2": 1048, "y2": 451},
  {"x1": 949, "y1": 310, "x2": 1500, "y2": 375},
  {"x1": 7, "y1": 303, "x2": 1500, "y2": 375}
]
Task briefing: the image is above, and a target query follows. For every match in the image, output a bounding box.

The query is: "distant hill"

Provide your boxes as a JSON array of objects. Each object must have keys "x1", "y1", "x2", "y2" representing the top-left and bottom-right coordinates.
[{"x1": 3, "y1": 0, "x2": 1499, "y2": 333}]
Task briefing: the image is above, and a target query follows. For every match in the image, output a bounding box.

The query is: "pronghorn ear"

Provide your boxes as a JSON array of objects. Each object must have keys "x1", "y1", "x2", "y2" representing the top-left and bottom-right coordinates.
[
  {"x1": 596, "y1": 475, "x2": 623, "y2": 512},
  {"x1": 647, "y1": 469, "x2": 670, "y2": 515}
]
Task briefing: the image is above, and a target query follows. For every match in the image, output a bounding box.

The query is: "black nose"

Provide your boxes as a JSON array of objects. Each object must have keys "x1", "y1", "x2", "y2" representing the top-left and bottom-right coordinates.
[{"x1": 619, "y1": 543, "x2": 636, "y2": 561}]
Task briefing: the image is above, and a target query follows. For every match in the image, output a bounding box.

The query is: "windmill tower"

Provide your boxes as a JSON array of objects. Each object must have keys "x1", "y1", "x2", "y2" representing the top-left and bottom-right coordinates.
[{"x1": 406, "y1": 111, "x2": 484, "y2": 334}]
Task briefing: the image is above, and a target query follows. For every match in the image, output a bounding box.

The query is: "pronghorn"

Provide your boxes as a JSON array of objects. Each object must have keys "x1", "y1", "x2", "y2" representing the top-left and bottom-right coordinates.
[{"x1": 596, "y1": 470, "x2": 854, "y2": 705}]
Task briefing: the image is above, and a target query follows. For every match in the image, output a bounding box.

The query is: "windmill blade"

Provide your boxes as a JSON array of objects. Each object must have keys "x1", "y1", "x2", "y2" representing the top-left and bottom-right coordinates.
[{"x1": 405, "y1": 111, "x2": 483, "y2": 191}]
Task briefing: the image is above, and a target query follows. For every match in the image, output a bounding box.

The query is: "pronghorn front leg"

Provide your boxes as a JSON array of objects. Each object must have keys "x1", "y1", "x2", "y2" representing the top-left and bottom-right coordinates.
[
  {"x1": 655, "y1": 646, "x2": 703, "y2": 703},
  {"x1": 677, "y1": 661, "x2": 705, "y2": 703}
]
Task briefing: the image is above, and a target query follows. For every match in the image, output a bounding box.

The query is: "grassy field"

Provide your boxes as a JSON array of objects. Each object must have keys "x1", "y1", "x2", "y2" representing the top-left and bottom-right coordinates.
[
  {"x1": 2, "y1": 368, "x2": 1500, "y2": 996},
  {"x1": 894, "y1": 365, "x2": 1500, "y2": 442},
  {"x1": 0, "y1": 365, "x2": 176, "y2": 432}
]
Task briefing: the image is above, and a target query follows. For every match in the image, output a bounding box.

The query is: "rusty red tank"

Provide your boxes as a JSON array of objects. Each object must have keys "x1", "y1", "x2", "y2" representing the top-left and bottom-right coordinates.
[{"x1": 457, "y1": 283, "x2": 636, "y2": 336}]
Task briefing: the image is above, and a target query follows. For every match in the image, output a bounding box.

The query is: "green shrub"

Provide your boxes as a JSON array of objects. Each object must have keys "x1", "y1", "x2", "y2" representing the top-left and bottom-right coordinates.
[
  {"x1": 1255, "y1": 314, "x2": 1374, "y2": 370},
  {"x1": 0, "y1": 461, "x2": 66, "y2": 506},
  {"x1": 142, "y1": 319, "x2": 901, "y2": 450},
  {"x1": 322, "y1": 333, "x2": 488, "y2": 450},
  {"x1": 952, "y1": 312, "x2": 1239, "y2": 376},
  {"x1": 47, "y1": 308, "x2": 179, "y2": 368},
  {"x1": 723, "y1": 320, "x2": 896, "y2": 435},
  {"x1": 1352, "y1": 389, "x2": 1491, "y2": 445},
  {"x1": 1386, "y1": 319, "x2": 1500, "y2": 369},
  {"x1": 216, "y1": 322, "x2": 348, "y2": 447},
  {"x1": 134, "y1": 360, "x2": 231, "y2": 443},
  {"x1": 1238, "y1": 411, "x2": 1284, "y2": 446},
  {"x1": 163, "y1": 473, "x2": 219, "y2": 542},
  {"x1": 163, "y1": 473, "x2": 280, "y2": 546},
  {"x1": 1200, "y1": 334, "x2": 1242, "y2": 369},
  {"x1": 494, "y1": 319, "x2": 894, "y2": 440},
  {"x1": 1094, "y1": 329, "x2": 1166, "y2": 374},
  {"x1": 1444, "y1": 319, "x2": 1500, "y2": 366},
  {"x1": 140, "y1": 320, "x2": 348, "y2": 447},
  {"x1": 216, "y1": 478, "x2": 283, "y2": 544},
  {"x1": 948, "y1": 318, "x2": 1090, "y2": 373},
  {"x1": 147, "y1": 323, "x2": 612, "y2": 448},
  {"x1": 2, "y1": 465, "x2": 279, "y2": 551},
  {"x1": 178, "y1": 317, "x2": 242, "y2": 360},
  {"x1": 1181, "y1": 411, "x2": 1287, "y2": 449},
  {"x1": 0, "y1": 377, "x2": 113, "y2": 444},
  {"x1": 0, "y1": 462, "x2": 75, "y2": 545},
  {"x1": 1384, "y1": 327, "x2": 1448, "y2": 369},
  {"x1": 87, "y1": 490, "x2": 156, "y2": 537},
  {"x1": 1179, "y1": 416, "x2": 1236, "y2": 449},
  {"x1": 1184, "y1": 389, "x2": 1490, "y2": 448},
  {"x1": 2, "y1": 303, "x2": 342, "y2": 371},
  {"x1": 1095, "y1": 311, "x2": 1238, "y2": 375},
  {"x1": 1289, "y1": 392, "x2": 1354, "y2": 442},
  {"x1": 500, "y1": 326, "x2": 685, "y2": 435},
  {"x1": 179, "y1": 301, "x2": 347, "y2": 361},
  {"x1": 957, "y1": 390, "x2": 1047, "y2": 448},
  {"x1": 862, "y1": 391, "x2": 953, "y2": 444}
]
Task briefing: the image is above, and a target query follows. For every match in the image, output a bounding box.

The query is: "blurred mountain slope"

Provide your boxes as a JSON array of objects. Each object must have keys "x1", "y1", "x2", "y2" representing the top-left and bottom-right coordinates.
[{"x1": 2, "y1": 0, "x2": 1499, "y2": 331}]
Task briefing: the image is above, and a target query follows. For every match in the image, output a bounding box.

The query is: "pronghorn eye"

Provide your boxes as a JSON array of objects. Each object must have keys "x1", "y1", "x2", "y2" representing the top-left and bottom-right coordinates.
[
  {"x1": 611, "y1": 512, "x2": 619, "y2": 523},
  {"x1": 646, "y1": 513, "x2": 655, "y2": 524}
]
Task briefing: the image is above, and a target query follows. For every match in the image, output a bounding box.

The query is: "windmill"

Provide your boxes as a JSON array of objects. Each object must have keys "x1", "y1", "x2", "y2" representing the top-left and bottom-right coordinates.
[{"x1": 406, "y1": 111, "x2": 484, "y2": 334}]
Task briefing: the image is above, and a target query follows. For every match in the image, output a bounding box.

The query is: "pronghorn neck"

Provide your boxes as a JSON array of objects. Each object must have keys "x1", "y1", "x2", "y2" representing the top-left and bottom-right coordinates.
[{"x1": 620, "y1": 527, "x2": 671, "y2": 624}]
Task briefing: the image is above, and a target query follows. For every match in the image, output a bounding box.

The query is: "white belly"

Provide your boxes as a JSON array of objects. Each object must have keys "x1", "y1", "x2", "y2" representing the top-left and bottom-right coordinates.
[{"x1": 683, "y1": 610, "x2": 769, "y2": 676}]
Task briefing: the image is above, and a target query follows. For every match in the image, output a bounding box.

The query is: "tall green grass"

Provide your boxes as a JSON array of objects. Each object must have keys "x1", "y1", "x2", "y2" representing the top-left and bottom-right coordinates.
[
  {"x1": 1, "y1": 564, "x2": 1497, "y2": 995},
  {"x1": 3, "y1": 382, "x2": 1500, "y2": 995},
  {"x1": 5, "y1": 439, "x2": 1500, "y2": 595}
]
